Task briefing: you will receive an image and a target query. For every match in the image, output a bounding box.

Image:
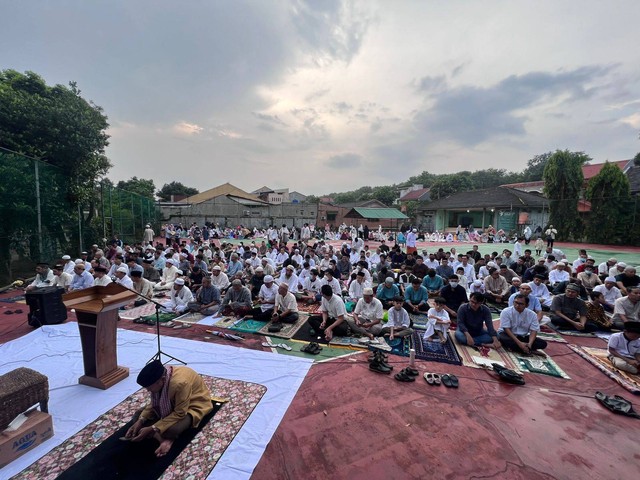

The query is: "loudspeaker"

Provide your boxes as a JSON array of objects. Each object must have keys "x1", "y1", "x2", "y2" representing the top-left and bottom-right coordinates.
[{"x1": 25, "y1": 287, "x2": 68, "y2": 327}]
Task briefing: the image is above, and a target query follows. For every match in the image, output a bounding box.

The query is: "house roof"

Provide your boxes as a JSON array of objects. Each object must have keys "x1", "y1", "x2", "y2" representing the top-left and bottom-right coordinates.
[
  {"x1": 344, "y1": 207, "x2": 409, "y2": 220},
  {"x1": 500, "y1": 180, "x2": 545, "y2": 189},
  {"x1": 582, "y1": 160, "x2": 632, "y2": 180},
  {"x1": 421, "y1": 186, "x2": 548, "y2": 210},
  {"x1": 626, "y1": 165, "x2": 640, "y2": 194},
  {"x1": 399, "y1": 188, "x2": 430, "y2": 201},
  {"x1": 252, "y1": 186, "x2": 274, "y2": 194},
  {"x1": 182, "y1": 182, "x2": 267, "y2": 204},
  {"x1": 337, "y1": 199, "x2": 389, "y2": 209}
]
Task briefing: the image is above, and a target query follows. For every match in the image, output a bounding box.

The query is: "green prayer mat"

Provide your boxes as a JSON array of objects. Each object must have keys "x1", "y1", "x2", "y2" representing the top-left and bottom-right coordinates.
[
  {"x1": 141, "y1": 312, "x2": 177, "y2": 323},
  {"x1": 507, "y1": 351, "x2": 571, "y2": 379},
  {"x1": 230, "y1": 319, "x2": 268, "y2": 333}
]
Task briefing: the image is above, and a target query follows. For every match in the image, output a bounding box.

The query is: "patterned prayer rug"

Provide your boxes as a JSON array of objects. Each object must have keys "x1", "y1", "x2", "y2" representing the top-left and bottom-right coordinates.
[
  {"x1": 141, "y1": 312, "x2": 177, "y2": 324},
  {"x1": 172, "y1": 311, "x2": 205, "y2": 325},
  {"x1": 0, "y1": 294, "x2": 26, "y2": 303},
  {"x1": 329, "y1": 336, "x2": 369, "y2": 349},
  {"x1": 454, "y1": 339, "x2": 519, "y2": 370},
  {"x1": 506, "y1": 351, "x2": 571, "y2": 379},
  {"x1": 118, "y1": 303, "x2": 157, "y2": 320},
  {"x1": 412, "y1": 330, "x2": 462, "y2": 365},
  {"x1": 568, "y1": 344, "x2": 640, "y2": 395},
  {"x1": 536, "y1": 329, "x2": 568, "y2": 344},
  {"x1": 230, "y1": 318, "x2": 268, "y2": 334},
  {"x1": 545, "y1": 322, "x2": 597, "y2": 338},
  {"x1": 211, "y1": 315, "x2": 239, "y2": 329},
  {"x1": 257, "y1": 314, "x2": 308, "y2": 339},
  {"x1": 409, "y1": 313, "x2": 430, "y2": 331},
  {"x1": 296, "y1": 302, "x2": 321, "y2": 314},
  {"x1": 13, "y1": 376, "x2": 268, "y2": 479},
  {"x1": 368, "y1": 336, "x2": 411, "y2": 357}
]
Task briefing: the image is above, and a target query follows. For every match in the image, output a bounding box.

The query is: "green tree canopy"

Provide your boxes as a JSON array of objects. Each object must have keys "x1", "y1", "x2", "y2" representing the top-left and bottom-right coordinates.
[
  {"x1": 543, "y1": 150, "x2": 589, "y2": 240},
  {"x1": 116, "y1": 177, "x2": 156, "y2": 199},
  {"x1": 430, "y1": 173, "x2": 473, "y2": 200},
  {"x1": 522, "y1": 152, "x2": 553, "y2": 181},
  {"x1": 585, "y1": 162, "x2": 631, "y2": 244},
  {"x1": 157, "y1": 181, "x2": 199, "y2": 201}
]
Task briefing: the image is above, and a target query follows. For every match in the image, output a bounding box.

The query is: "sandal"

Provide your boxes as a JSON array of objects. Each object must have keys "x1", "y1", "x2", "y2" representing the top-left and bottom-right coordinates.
[
  {"x1": 4, "y1": 310, "x2": 13, "y2": 315},
  {"x1": 262, "y1": 341, "x2": 277, "y2": 348},
  {"x1": 405, "y1": 367, "x2": 419, "y2": 376},
  {"x1": 441, "y1": 374, "x2": 453, "y2": 388},
  {"x1": 161, "y1": 321, "x2": 176, "y2": 328},
  {"x1": 172, "y1": 323, "x2": 191, "y2": 329},
  {"x1": 432, "y1": 374, "x2": 442, "y2": 386},
  {"x1": 449, "y1": 374, "x2": 459, "y2": 388},
  {"x1": 277, "y1": 343, "x2": 292, "y2": 351},
  {"x1": 14, "y1": 309, "x2": 23, "y2": 314},
  {"x1": 395, "y1": 371, "x2": 416, "y2": 382},
  {"x1": 595, "y1": 391, "x2": 640, "y2": 419},
  {"x1": 424, "y1": 373, "x2": 435, "y2": 385}
]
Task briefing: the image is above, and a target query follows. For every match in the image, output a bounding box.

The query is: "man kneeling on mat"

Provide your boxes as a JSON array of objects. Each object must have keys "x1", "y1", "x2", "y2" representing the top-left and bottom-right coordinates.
[{"x1": 126, "y1": 361, "x2": 213, "y2": 457}]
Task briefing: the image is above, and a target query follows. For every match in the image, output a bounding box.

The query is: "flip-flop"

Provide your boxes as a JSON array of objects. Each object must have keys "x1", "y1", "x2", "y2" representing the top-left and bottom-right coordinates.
[
  {"x1": 432, "y1": 374, "x2": 442, "y2": 386},
  {"x1": 161, "y1": 321, "x2": 176, "y2": 328},
  {"x1": 449, "y1": 374, "x2": 459, "y2": 388},
  {"x1": 14, "y1": 309, "x2": 23, "y2": 314},
  {"x1": 395, "y1": 371, "x2": 415, "y2": 382},
  {"x1": 441, "y1": 374, "x2": 453, "y2": 388},
  {"x1": 262, "y1": 342, "x2": 277, "y2": 348},
  {"x1": 424, "y1": 373, "x2": 435, "y2": 385},
  {"x1": 4, "y1": 310, "x2": 13, "y2": 315},
  {"x1": 277, "y1": 343, "x2": 292, "y2": 351},
  {"x1": 172, "y1": 323, "x2": 191, "y2": 329}
]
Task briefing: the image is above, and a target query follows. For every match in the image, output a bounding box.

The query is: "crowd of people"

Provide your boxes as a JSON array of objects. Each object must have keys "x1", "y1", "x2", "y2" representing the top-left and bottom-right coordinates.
[{"x1": 24, "y1": 222, "x2": 640, "y2": 373}]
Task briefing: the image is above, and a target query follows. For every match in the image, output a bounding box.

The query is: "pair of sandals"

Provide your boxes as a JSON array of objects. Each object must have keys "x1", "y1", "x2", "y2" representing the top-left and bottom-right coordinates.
[
  {"x1": 424, "y1": 373, "x2": 459, "y2": 388},
  {"x1": 3, "y1": 309, "x2": 23, "y2": 315},
  {"x1": 262, "y1": 341, "x2": 292, "y2": 351},
  {"x1": 395, "y1": 367, "x2": 419, "y2": 382},
  {"x1": 301, "y1": 342, "x2": 323, "y2": 355},
  {"x1": 161, "y1": 321, "x2": 191, "y2": 329}
]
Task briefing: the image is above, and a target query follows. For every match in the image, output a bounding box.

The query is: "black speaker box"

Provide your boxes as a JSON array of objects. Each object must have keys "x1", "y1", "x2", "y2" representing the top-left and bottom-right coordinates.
[{"x1": 25, "y1": 286, "x2": 68, "y2": 327}]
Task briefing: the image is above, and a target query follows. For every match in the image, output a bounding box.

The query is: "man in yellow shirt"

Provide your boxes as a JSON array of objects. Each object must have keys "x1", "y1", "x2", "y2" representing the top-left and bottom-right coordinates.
[{"x1": 126, "y1": 361, "x2": 213, "y2": 457}]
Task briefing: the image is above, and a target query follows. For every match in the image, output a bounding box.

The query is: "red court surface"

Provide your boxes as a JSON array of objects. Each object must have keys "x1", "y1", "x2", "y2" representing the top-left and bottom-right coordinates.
[{"x1": 1, "y1": 287, "x2": 639, "y2": 480}]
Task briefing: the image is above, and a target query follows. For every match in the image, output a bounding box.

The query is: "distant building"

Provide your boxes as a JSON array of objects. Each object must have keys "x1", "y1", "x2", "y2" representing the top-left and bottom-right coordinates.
[{"x1": 317, "y1": 199, "x2": 408, "y2": 230}]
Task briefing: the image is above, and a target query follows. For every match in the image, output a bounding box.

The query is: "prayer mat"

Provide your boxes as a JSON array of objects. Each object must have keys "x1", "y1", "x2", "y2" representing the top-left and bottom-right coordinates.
[
  {"x1": 536, "y1": 330, "x2": 568, "y2": 344},
  {"x1": 296, "y1": 302, "x2": 321, "y2": 314},
  {"x1": 506, "y1": 350, "x2": 571, "y2": 379},
  {"x1": 230, "y1": 318, "x2": 268, "y2": 333},
  {"x1": 0, "y1": 294, "x2": 25, "y2": 303},
  {"x1": 172, "y1": 311, "x2": 205, "y2": 325},
  {"x1": 409, "y1": 313, "x2": 430, "y2": 331},
  {"x1": 412, "y1": 330, "x2": 462, "y2": 365},
  {"x1": 141, "y1": 312, "x2": 177, "y2": 324},
  {"x1": 291, "y1": 318, "x2": 328, "y2": 344},
  {"x1": 545, "y1": 322, "x2": 597, "y2": 337},
  {"x1": 568, "y1": 344, "x2": 640, "y2": 395},
  {"x1": 119, "y1": 303, "x2": 157, "y2": 320},
  {"x1": 14, "y1": 376, "x2": 268, "y2": 479},
  {"x1": 454, "y1": 339, "x2": 519, "y2": 370},
  {"x1": 328, "y1": 336, "x2": 369, "y2": 349},
  {"x1": 369, "y1": 335, "x2": 411, "y2": 357},
  {"x1": 211, "y1": 315, "x2": 239, "y2": 329},
  {"x1": 257, "y1": 314, "x2": 308, "y2": 339}
]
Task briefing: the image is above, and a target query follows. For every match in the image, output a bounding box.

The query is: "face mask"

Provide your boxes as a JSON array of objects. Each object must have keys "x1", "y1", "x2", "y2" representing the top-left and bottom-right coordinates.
[
  {"x1": 585, "y1": 270, "x2": 593, "y2": 276},
  {"x1": 449, "y1": 282, "x2": 459, "y2": 288}
]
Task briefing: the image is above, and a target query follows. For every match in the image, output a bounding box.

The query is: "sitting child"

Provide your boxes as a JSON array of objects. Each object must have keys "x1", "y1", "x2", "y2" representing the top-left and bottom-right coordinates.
[
  {"x1": 379, "y1": 296, "x2": 413, "y2": 341},
  {"x1": 607, "y1": 322, "x2": 640, "y2": 374},
  {"x1": 423, "y1": 297, "x2": 451, "y2": 344}
]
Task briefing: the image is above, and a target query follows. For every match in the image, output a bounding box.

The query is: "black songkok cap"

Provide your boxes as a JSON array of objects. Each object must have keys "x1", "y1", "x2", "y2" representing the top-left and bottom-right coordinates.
[{"x1": 136, "y1": 360, "x2": 165, "y2": 387}]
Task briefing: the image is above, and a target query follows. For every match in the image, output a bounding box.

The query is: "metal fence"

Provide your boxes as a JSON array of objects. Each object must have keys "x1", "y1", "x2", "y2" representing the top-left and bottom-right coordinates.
[{"x1": 0, "y1": 149, "x2": 160, "y2": 284}]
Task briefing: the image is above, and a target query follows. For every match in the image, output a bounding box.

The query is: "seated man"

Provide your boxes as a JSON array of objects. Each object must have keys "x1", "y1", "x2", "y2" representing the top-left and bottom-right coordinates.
[
  {"x1": 548, "y1": 262, "x2": 570, "y2": 294},
  {"x1": 216, "y1": 279, "x2": 252, "y2": 318},
  {"x1": 483, "y1": 267, "x2": 510, "y2": 304},
  {"x1": 277, "y1": 265, "x2": 299, "y2": 292},
  {"x1": 126, "y1": 361, "x2": 214, "y2": 457},
  {"x1": 498, "y1": 294, "x2": 547, "y2": 354},
  {"x1": 271, "y1": 283, "x2": 299, "y2": 324},
  {"x1": 320, "y1": 269, "x2": 342, "y2": 296},
  {"x1": 51, "y1": 264, "x2": 73, "y2": 292},
  {"x1": 26, "y1": 263, "x2": 54, "y2": 291},
  {"x1": 244, "y1": 274, "x2": 278, "y2": 321},
  {"x1": 248, "y1": 266, "x2": 265, "y2": 299},
  {"x1": 611, "y1": 286, "x2": 640, "y2": 330},
  {"x1": 347, "y1": 271, "x2": 367, "y2": 301},
  {"x1": 593, "y1": 277, "x2": 622, "y2": 312},
  {"x1": 586, "y1": 291, "x2": 613, "y2": 331},
  {"x1": 128, "y1": 270, "x2": 153, "y2": 307},
  {"x1": 403, "y1": 277, "x2": 429, "y2": 314},
  {"x1": 210, "y1": 265, "x2": 230, "y2": 292},
  {"x1": 299, "y1": 268, "x2": 323, "y2": 303},
  {"x1": 154, "y1": 258, "x2": 180, "y2": 291},
  {"x1": 439, "y1": 274, "x2": 468, "y2": 320},
  {"x1": 187, "y1": 276, "x2": 221, "y2": 316},
  {"x1": 528, "y1": 274, "x2": 553, "y2": 309},
  {"x1": 348, "y1": 287, "x2": 384, "y2": 341},
  {"x1": 69, "y1": 263, "x2": 95, "y2": 291},
  {"x1": 308, "y1": 284, "x2": 349, "y2": 341},
  {"x1": 607, "y1": 322, "x2": 640, "y2": 374},
  {"x1": 616, "y1": 266, "x2": 640, "y2": 296},
  {"x1": 454, "y1": 292, "x2": 501, "y2": 349},
  {"x1": 160, "y1": 278, "x2": 193, "y2": 314},
  {"x1": 378, "y1": 296, "x2": 413, "y2": 340},
  {"x1": 376, "y1": 277, "x2": 400, "y2": 309},
  {"x1": 508, "y1": 282, "x2": 543, "y2": 322},
  {"x1": 550, "y1": 283, "x2": 596, "y2": 332},
  {"x1": 422, "y1": 269, "x2": 444, "y2": 296}
]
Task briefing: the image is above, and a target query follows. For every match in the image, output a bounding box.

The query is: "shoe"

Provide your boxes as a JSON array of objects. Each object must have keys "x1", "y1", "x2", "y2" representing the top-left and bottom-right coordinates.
[
  {"x1": 405, "y1": 367, "x2": 419, "y2": 376},
  {"x1": 133, "y1": 317, "x2": 146, "y2": 324},
  {"x1": 442, "y1": 374, "x2": 453, "y2": 388},
  {"x1": 424, "y1": 373, "x2": 435, "y2": 385},
  {"x1": 369, "y1": 361, "x2": 392, "y2": 374},
  {"x1": 395, "y1": 371, "x2": 415, "y2": 382}
]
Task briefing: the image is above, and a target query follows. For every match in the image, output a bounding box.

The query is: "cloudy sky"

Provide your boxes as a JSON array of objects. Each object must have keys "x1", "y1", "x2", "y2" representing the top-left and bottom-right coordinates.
[{"x1": 2, "y1": 1, "x2": 640, "y2": 195}]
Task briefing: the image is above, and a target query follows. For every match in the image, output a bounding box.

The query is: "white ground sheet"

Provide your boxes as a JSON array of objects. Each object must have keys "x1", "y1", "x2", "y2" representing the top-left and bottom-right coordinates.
[{"x1": 0, "y1": 323, "x2": 312, "y2": 479}]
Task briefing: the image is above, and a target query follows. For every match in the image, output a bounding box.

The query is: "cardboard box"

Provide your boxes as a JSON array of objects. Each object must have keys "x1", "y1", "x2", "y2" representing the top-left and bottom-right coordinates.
[{"x1": 0, "y1": 410, "x2": 53, "y2": 468}]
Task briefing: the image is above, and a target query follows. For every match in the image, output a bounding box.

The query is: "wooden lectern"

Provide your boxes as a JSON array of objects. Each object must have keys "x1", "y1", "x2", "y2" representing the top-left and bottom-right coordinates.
[{"x1": 63, "y1": 283, "x2": 137, "y2": 389}]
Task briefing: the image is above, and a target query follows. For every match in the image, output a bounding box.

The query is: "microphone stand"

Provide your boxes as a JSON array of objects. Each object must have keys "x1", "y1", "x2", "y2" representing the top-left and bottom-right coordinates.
[{"x1": 115, "y1": 281, "x2": 187, "y2": 366}]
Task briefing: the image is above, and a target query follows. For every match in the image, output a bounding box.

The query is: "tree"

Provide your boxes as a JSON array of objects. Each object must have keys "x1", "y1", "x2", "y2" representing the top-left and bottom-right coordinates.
[
  {"x1": 522, "y1": 152, "x2": 553, "y2": 181},
  {"x1": 585, "y1": 162, "x2": 631, "y2": 244},
  {"x1": 430, "y1": 174, "x2": 473, "y2": 200},
  {"x1": 470, "y1": 168, "x2": 521, "y2": 189},
  {"x1": 371, "y1": 185, "x2": 397, "y2": 206},
  {"x1": 543, "y1": 150, "x2": 589, "y2": 240},
  {"x1": 304, "y1": 195, "x2": 320, "y2": 204},
  {"x1": 116, "y1": 177, "x2": 156, "y2": 199},
  {"x1": 634, "y1": 152, "x2": 640, "y2": 166},
  {"x1": 157, "y1": 181, "x2": 199, "y2": 201}
]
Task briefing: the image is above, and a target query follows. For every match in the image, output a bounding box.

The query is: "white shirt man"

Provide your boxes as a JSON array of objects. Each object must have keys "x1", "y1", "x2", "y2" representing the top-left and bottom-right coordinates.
[
  {"x1": 320, "y1": 273, "x2": 342, "y2": 296},
  {"x1": 210, "y1": 266, "x2": 230, "y2": 290},
  {"x1": 155, "y1": 259, "x2": 180, "y2": 290},
  {"x1": 51, "y1": 266, "x2": 73, "y2": 291},
  {"x1": 278, "y1": 266, "x2": 299, "y2": 292},
  {"x1": 258, "y1": 279, "x2": 279, "y2": 313},
  {"x1": 549, "y1": 266, "x2": 570, "y2": 286},
  {"x1": 528, "y1": 277, "x2": 553, "y2": 307},
  {"x1": 61, "y1": 255, "x2": 76, "y2": 275},
  {"x1": 348, "y1": 274, "x2": 367, "y2": 300},
  {"x1": 161, "y1": 279, "x2": 193, "y2": 314},
  {"x1": 348, "y1": 288, "x2": 384, "y2": 340},
  {"x1": 425, "y1": 256, "x2": 440, "y2": 270},
  {"x1": 406, "y1": 229, "x2": 417, "y2": 249},
  {"x1": 593, "y1": 278, "x2": 622, "y2": 307},
  {"x1": 114, "y1": 267, "x2": 134, "y2": 289},
  {"x1": 303, "y1": 272, "x2": 323, "y2": 296}
]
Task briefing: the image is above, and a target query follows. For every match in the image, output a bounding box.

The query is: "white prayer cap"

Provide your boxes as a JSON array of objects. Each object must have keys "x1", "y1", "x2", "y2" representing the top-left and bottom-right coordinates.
[
  {"x1": 363, "y1": 287, "x2": 374, "y2": 295},
  {"x1": 165, "y1": 259, "x2": 175, "y2": 265},
  {"x1": 255, "y1": 266, "x2": 264, "y2": 272},
  {"x1": 145, "y1": 224, "x2": 150, "y2": 227},
  {"x1": 62, "y1": 255, "x2": 71, "y2": 260},
  {"x1": 412, "y1": 228, "x2": 417, "y2": 232},
  {"x1": 286, "y1": 265, "x2": 295, "y2": 271},
  {"x1": 180, "y1": 253, "x2": 187, "y2": 258},
  {"x1": 605, "y1": 277, "x2": 616, "y2": 283},
  {"x1": 174, "y1": 278, "x2": 185, "y2": 285},
  {"x1": 245, "y1": 259, "x2": 252, "y2": 264},
  {"x1": 473, "y1": 280, "x2": 482, "y2": 286},
  {"x1": 264, "y1": 275, "x2": 274, "y2": 282},
  {"x1": 75, "y1": 259, "x2": 83, "y2": 264},
  {"x1": 116, "y1": 266, "x2": 128, "y2": 273},
  {"x1": 487, "y1": 261, "x2": 497, "y2": 268},
  {"x1": 212, "y1": 265, "x2": 221, "y2": 271},
  {"x1": 618, "y1": 262, "x2": 627, "y2": 268}
]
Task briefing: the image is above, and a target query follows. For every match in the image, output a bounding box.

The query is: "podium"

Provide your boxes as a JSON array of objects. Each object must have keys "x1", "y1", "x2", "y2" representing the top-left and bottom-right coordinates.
[{"x1": 63, "y1": 283, "x2": 137, "y2": 389}]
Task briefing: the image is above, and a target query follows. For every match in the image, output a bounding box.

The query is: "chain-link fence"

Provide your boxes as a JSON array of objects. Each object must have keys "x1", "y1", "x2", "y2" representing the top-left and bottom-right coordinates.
[{"x1": 0, "y1": 148, "x2": 160, "y2": 285}]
